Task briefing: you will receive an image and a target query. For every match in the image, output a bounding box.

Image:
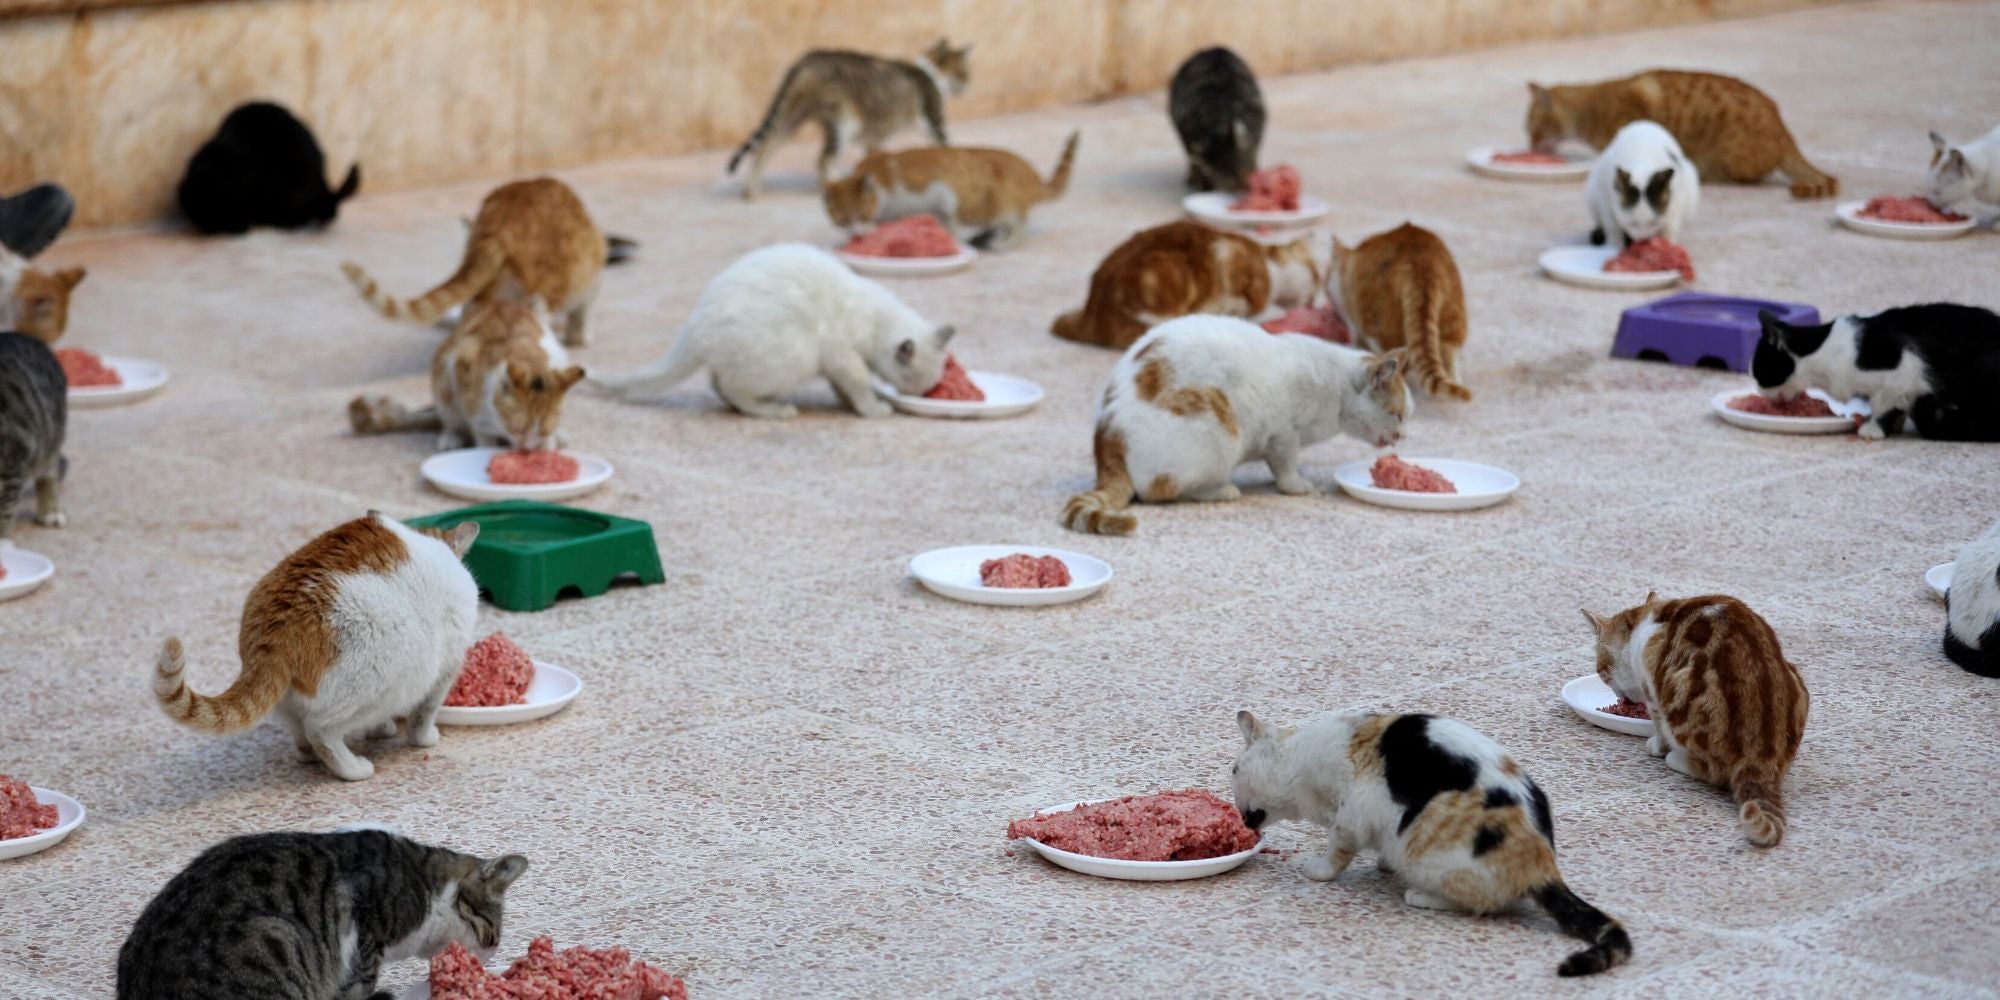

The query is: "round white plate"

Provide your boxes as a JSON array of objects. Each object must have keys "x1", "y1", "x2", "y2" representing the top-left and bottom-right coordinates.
[
  {"x1": 1709, "y1": 389, "x2": 1862, "y2": 435},
  {"x1": 1834, "y1": 201, "x2": 1975, "y2": 240},
  {"x1": 435, "y1": 661, "x2": 581, "y2": 727},
  {"x1": 1331, "y1": 457, "x2": 1520, "y2": 512},
  {"x1": 880, "y1": 370, "x2": 1045, "y2": 419},
  {"x1": 66, "y1": 356, "x2": 169, "y2": 408},
  {"x1": 0, "y1": 544, "x2": 54, "y2": 602},
  {"x1": 1927, "y1": 561, "x2": 1953, "y2": 599},
  {"x1": 1562, "y1": 675, "x2": 1651, "y2": 738},
  {"x1": 0, "y1": 787, "x2": 85, "y2": 861},
  {"x1": 1013, "y1": 800, "x2": 1263, "y2": 881},
  {"x1": 419, "y1": 448, "x2": 613, "y2": 503},
  {"x1": 835, "y1": 243, "x2": 977, "y2": 277},
  {"x1": 1182, "y1": 191, "x2": 1331, "y2": 232},
  {"x1": 1539, "y1": 245, "x2": 1683, "y2": 290},
  {"x1": 909, "y1": 545, "x2": 1111, "y2": 607},
  {"x1": 1465, "y1": 146, "x2": 1592, "y2": 181}
]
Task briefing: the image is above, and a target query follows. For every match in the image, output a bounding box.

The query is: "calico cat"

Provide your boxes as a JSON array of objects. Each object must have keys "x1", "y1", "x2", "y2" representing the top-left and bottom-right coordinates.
[
  {"x1": 1170, "y1": 47, "x2": 1265, "y2": 192},
  {"x1": 1945, "y1": 518, "x2": 2000, "y2": 678},
  {"x1": 343, "y1": 177, "x2": 607, "y2": 347},
  {"x1": 0, "y1": 331, "x2": 67, "y2": 541},
  {"x1": 1527, "y1": 70, "x2": 1836, "y2": 198},
  {"x1": 152, "y1": 512, "x2": 480, "y2": 782},
  {"x1": 1052, "y1": 220, "x2": 1319, "y2": 351},
  {"x1": 1061, "y1": 316, "x2": 1409, "y2": 535},
  {"x1": 728, "y1": 39, "x2": 973, "y2": 200},
  {"x1": 1755, "y1": 304, "x2": 2000, "y2": 441},
  {"x1": 349, "y1": 297, "x2": 584, "y2": 451},
  {"x1": 1583, "y1": 593, "x2": 1808, "y2": 846},
  {"x1": 1928, "y1": 125, "x2": 2000, "y2": 225},
  {"x1": 1, "y1": 250, "x2": 87, "y2": 344},
  {"x1": 117, "y1": 828, "x2": 527, "y2": 1000},
  {"x1": 821, "y1": 131, "x2": 1079, "y2": 249},
  {"x1": 1585, "y1": 121, "x2": 1700, "y2": 246},
  {"x1": 1328, "y1": 224, "x2": 1472, "y2": 400},
  {"x1": 597, "y1": 243, "x2": 952, "y2": 418},
  {"x1": 179, "y1": 102, "x2": 361, "y2": 234},
  {"x1": 1232, "y1": 710, "x2": 1632, "y2": 976}
]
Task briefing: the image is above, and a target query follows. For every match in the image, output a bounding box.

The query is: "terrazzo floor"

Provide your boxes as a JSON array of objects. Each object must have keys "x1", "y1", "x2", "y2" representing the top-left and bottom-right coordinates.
[{"x1": 5, "y1": 1, "x2": 2000, "y2": 996}]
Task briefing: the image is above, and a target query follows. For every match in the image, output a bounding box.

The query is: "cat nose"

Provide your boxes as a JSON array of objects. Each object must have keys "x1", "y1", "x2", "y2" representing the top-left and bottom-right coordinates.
[{"x1": 1241, "y1": 808, "x2": 1267, "y2": 830}]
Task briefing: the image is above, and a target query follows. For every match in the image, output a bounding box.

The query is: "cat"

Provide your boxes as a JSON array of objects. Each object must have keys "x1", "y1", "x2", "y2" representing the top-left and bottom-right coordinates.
[
  {"x1": 117, "y1": 827, "x2": 527, "y2": 1000},
  {"x1": 151, "y1": 511, "x2": 480, "y2": 782},
  {"x1": 727, "y1": 39, "x2": 973, "y2": 201},
  {"x1": 179, "y1": 102, "x2": 361, "y2": 235},
  {"x1": 343, "y1": 177, "x2": 607, "y2": 347},
  {"x1": 0, "y1": 250, "x2": 87, "y2": 344},
  {"x1": 1328, "y1": 223, "x2": 1472, "y2": 400},
  {"x1": 0, "y1": 331, "x2": 67, "y2": 541},
  {"x1": 1061, "y1": 315, "x2": 1410, "y2": 535},
  {"x1": 1928, "y1": 125, "x2": 2000, "y2": 225},
  {"x1": 595, "y1": 243, "x2": 952, "y2": 419},
  {"x1": 1527, "y1": 70, "x2": 1836, "y2": 198},
  {"x1": 1945, "y1": 518, "x2": 2000, "y2": 678},
  {"x1": 1755, "y1": 304, "x2": 2000, "y2": 441},
  {"x1": 1051, "y1": 220, "x2": 1320, "y2": 351},
  {"x1": 820, "y1": 131, "x2": 1079, "y2": 250},
  {"x1": 1585, "y1": 120, "x2": 1700, "y2": 246},
  {"x1": 1582, "y1": 592, "x2": 1808, "y2": 847},
  {"x1": 1170, "y1": 47, "x2": 1265, "y2": 192},
  {"x1": 1232, "y1": 710, "x2": 1632, "y2": 977},
  {"x1": 348, "y1": 296, "x2": 585, "y2": 451}
]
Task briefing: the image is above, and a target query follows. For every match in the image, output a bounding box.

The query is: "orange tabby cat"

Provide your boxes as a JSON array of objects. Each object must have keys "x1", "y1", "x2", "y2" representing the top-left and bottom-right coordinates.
[
  {"x1": 349, "y1": 296, "x2": 583, "y2": 452},
  {"x1": 1052, "y1": 220, "x2": 1318, "y2": 351},
  {"x1": 1, "y1": 248, "x2": 85, "y2": 344},
  {"x1": 1583, "y1": 592, "x2": 1808, "y2": 846},
  {"x1": 1328, "y1": 224, "x2": 1471, "y2": 401},
  {"x1": 821, "y1": 131, "x2": 1078, "y2": 249},
  {"x1": 1527, "y1": 70, "x2": 1837, "y2": 198},
  {"x1": 342, "y1": 177, "x2": 606, "y2": 345}
]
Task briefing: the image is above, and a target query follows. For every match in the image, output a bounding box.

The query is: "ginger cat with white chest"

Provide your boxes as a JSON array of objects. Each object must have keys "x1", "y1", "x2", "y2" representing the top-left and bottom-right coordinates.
[
  {"x1": 1328, "y1": 223, "x2": 1471, "y2": 401},
  {"x1": 349, "y1": 296, "x2": 583, "y2": 452}
]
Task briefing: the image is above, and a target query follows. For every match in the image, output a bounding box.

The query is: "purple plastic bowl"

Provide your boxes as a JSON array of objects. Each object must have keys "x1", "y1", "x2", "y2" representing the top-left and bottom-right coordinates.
[{"x1": 1612, "y1": 293, "x2": 1819, "y2": 372}]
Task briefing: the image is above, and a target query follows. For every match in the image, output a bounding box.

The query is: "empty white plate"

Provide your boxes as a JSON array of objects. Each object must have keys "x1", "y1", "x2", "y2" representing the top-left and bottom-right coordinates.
[
  {"x1": 0, "y1": 544, "x2": 54, "y2": 602},
  {"x1": 1538, "y1": 245, "x2": 1684, "y2": 290},
  {"x1": 1834, "y1": 201, "x2": 1975, "y2": 240},
  {"x1": 1465, "y1": 146, "x2": 1592, "y2": 181},
  {"x1": 1710, "y1": 389, "x2": 1863, "y2": 435},
  {"x1": 879, "y1": 370, "x2": 1045, "y2": 419},
  {"x1": 420, "y1": 448, "x2": 613, "y2": 503},
  {"x1": 0, "y1": 787, "x2": 84, "y2": 861},
  {"x1": 436, "y1": 661, "x2": 581, "y2": 727},
  {"x1": 1562, "y1": 675, "x2": 1651, "y2": 738},
  {"x1": 1182, "y1": 191, "x2": 1331, "y2": 232},
  {"x1": 835, "y1": 243, "x2": 977, "y2": 277},
  {"x1": 909, "y1": 545, "x2": 1111, "y2": 607},
  {"x1": 1927, "y1": 562, "x2": 1953, "y2": 599},
  {"x1": 1332, "y1": 458, "x2": 1520, "y2": 512},
  {"x1": 1012, "y1": 800, "x2": 1263, "y2": 881},
  {"x1": 66, "y1": 356, "x2": 169, "y2": 408}
]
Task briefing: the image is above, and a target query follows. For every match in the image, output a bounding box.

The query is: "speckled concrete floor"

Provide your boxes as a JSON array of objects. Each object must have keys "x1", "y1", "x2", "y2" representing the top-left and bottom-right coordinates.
[{"x1": 5, "y1": 1, "x2": 1999, "y2": 996}]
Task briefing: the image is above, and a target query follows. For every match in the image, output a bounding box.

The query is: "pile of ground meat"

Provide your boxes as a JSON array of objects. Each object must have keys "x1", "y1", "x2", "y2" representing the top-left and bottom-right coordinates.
[
  {"x1": 840, "y1": 215, "x2": 960, "y2": 258},
  {"x1": 922, "y1": 355, "x2": 985, "y2": 401},
  {"x1": 447, "y1": 633, "x2": 535, "y2": 708},
  {"x1": 979, "y1": 553, "x2": 1072, "y2": 589},
  {"x1": 1728, "y1": 393, "x2": 1836, "y2": 418},
  {"x1": 429, "y1": 937, "x2": 686, "y2": 1000},
  {"x1": 1230, "y1": 165, "x2": 1302, "y2": 212},
  {"x1": 1604, "y1": 237, "x2": 1695, "y2": 281},
  {"x1": 0, "y1": 775, "x2": 58, "y2": 840},
  {"x1": 1491, "y1": 150, "x2": 1569, "y2": 166},
  {"x1": 1369, "y1": 455, "x2": 1456, "y2": 493},
  {"x1": 54, "y1": 348, "x2": 121, "y2": 388},
  {"x1": 1007, "y1": 789, "x2": 1259, "y2": 862},
  {"x1": 488, "y1": 450, "x2": 580, "y2": 485},
  {"x1": 1859, "y1": 195, "x2": 1966, "y2": 224},
  {"x1": 1600, "y1": 697, "x2": 1651, "y2": 720},
  {"x1": 1260, "y1": 305, "x2": 1353, "y2": 344}
]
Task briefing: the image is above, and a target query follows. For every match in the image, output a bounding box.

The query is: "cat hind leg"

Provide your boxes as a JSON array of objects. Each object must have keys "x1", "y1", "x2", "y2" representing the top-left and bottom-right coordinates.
[{"x1": 32, "y1": 456, "x2": 64, "y2": 527}]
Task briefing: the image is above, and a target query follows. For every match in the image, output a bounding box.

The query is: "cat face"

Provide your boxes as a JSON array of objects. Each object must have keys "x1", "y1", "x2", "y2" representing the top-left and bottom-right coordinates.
[
  {"x1": 1753, "y1": 311, "x2": 1832, "y2": 395},
  {"x1": 1230, "y1": 710, "x2": 1285, "y2": 831},
  {"x1": 878, "y1": 323, "x2": 954, "y2": 395},
  {"x1": 821, "y1": 174, "x2": 879, "y2": 231},
  {"x1": 1526, "y1": 84, "x2": 1573, "y2": 153},
  {"x1": 450, "y1": 854, "x2": 528, "y2": 955},
  {"x1": 12, "y1": 265, "x2": 86, "y2": 344},
  {"x1": 1191, "y1": 119, "x2": 1259, "y2": 192},
  {"x1": 1611, "y1": 167, "x2": 1675, "y2": 240},
  {"x1": 1583, "y1": 593, "x2": 1657, "y2": 699},
  {"x1": 1927, "y1": 132, "x2": 1975, "y2": 208},
  {"x1": 496, "y1": 361, "x2": 586, "y2": 451},
  {"x1": 1344, "y1": 349, "x2": 1412, "y2": 449},
  {"x1": 926, "y1": 38, "x2": 973, "y2": 95}
]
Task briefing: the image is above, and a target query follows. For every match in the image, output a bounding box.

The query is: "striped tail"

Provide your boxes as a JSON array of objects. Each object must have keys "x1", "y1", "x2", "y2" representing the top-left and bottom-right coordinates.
[
  {"x1": 341, "y1": 237, "x2": 505, "y2": 324},
  {"x1": 1533, "y1": 881, "x2": 1633, "y2": 977},
  {"x1": 728, "y1": 62, "x2": 806, "y2": 175},
  {"x1": 1732, "y1": 765, "x2": 1788, "y2": 847},
  {"x1": 1060, "y1": 424, "x2": 1138, "y2": 535},
  {"x1": 1779, "y1": 139, "x2": 1838, "y2": 200},
  {"x1": 1040, "y1": 130, "x2": 1082, "y2": 201},
  {"x1": 1404, "y1": 279, "x2": 1472, "y2": 400},
  {"x1": 348, "y1": 395, "x2": 441, "y2": 435},
  {"x1": 153, "y1": 637, "x2": 287, "y2": 735}
]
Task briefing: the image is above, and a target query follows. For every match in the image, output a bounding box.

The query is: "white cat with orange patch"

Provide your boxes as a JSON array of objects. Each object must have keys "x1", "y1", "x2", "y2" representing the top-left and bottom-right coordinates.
[{"x1": 348, "y1": 296, "x2": 584, "y2": 451}]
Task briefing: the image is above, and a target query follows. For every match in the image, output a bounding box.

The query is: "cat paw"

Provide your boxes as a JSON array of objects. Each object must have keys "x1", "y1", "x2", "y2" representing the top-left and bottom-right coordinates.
[
  {"x1": 1856, "y1": 420, "x2": 1887, "y2": 441},
  {"x1": 329, "y1": 759, "x2": 376, "y2": 782},
  {"x1": 33, "y1": 510, "x2": 66, "y2": 528},
  {"x1": 1645, "y1": 735, "x2": 1667, "y2": 757},
  {"x1": 1301, "y1": 857, "x2": 1343, "y2": 882},
  {"x1": 853, "y1": 398, "x2": 894, "y2": 419},
  {"x1": 1274, "y1": 475, "x2": 1315, "y2": 496},
  {"x1": 368, "y1": 720, "x2": 400, "y2": 740},
  {"x1": 408, "y1": 724, "x2": 441, "y2": 748}
]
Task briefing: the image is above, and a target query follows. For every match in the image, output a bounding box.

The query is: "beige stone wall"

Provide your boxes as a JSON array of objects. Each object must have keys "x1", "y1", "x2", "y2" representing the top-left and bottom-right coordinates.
[{"x1": 0, "y1": 0, "x2": 1839, "y2": 229}]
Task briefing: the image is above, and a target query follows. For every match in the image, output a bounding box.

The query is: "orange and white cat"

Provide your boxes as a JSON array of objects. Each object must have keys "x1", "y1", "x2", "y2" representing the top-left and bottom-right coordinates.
[
  {"x1": 152, "y1": 512, "x2": 480, "y2": 782},
  {"x1": 0, "y1": 246, "x2": 86, "y2": 344},
  {"x1": 1053, "y1": 220, "x2": 1319, "y2": 351},
  {"x1": 342, "y1": 177, "x2": 606, "y2": 346},
  {"x1": 348, "y1": 296, "x2": 584, "y2": 451},
  {"x1": 1328, "y1": 223, "x2": 1471, "y2": 401},
  {"x1": 1583, "y1": 592, "x2": 1809, "y2": 846},
  {"x1": 822, "y1": 131, "x2": 1078, "y2": 249}
]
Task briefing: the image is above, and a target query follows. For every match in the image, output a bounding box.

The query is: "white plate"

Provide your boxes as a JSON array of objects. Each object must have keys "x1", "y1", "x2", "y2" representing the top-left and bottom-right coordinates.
[
  {"x1": 66, "y1": 356, "x2": 169, "y2": 408},
  {"x1": 435, "y1": 661, "x2": 581, "y2": 727},
  {"x1": 1562, "y1": 675, "x2": 1651, "y2": 738},
  {"x1": 1182, "y1": 191, "x2": 1331, "y2": 232},
  {"x1": 908, "y1": 545, "x2": 1111, "y2": 607},
  {"x1": 1709, "y1": 389, "x2": 1863, "y2": 435},
  {"x1": 419, "y1": 448, "x2": 613, "y2": 503},
  {"x1": 879, "y1": 370, "x2": 1046, "y2": 419},
  {"x1": 0, "y1": 544, "x2": 54, "y2": 602},
  {"x1": 1331, "y1": 457, "x2": 1520, "y2": 512},
  {"x1": 1834, "y1": 200, "x2": 1975, "y2": 240},
  {"x1": 0, "y1": 787, "x2": 85, "y2": 861},
  {"x1": 1013, "y1": 799, "x2": 1264, "y2": 881},
  {"x1": 1539, "y1": 245, "x2": 1684, "y2": 290},
  {"x1": 1927, "y1": 561, "x2": 1954, "y2": 599},
  {"x1": 835, "y1": 243, "x2": 977, "y2": 277},
  {"x1": 1465, "y1": 146, "x2": 1592, "y2": 181}
]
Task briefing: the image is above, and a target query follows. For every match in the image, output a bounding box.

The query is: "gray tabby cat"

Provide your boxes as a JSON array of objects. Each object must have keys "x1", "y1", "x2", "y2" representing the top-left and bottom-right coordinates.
[
  {"x1": 1170, "y1": 46, "x2": 1266, "y2": 192},
  {"x1": 727, "y1": 38, "x2": 973, "y2": 200},
  {"x1": 117, "y1": 828, "x2": 528, "y2": 1000},
  {"x1": 0, "y1": 330, "x2": 66, "y2": 541}
]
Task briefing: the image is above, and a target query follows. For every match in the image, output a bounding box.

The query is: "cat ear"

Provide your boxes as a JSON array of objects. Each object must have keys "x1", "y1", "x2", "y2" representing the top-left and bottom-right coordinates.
[
  {"x1": 1757, "y1": 309, "x2": 1790, "y2": 346},
  {"x1": 1236, "y1": 710, "x2": 1266, "y2": 746},
  {"x1": 932, "y1": 323, "x2": 955, "y2": 347},
  {"x1": 56, "y1": 267, "x2": 85, "y2": 290},
  {"x1": 1368, "y1": 348, "x2": 1407, "y2": 387},
  {"x1": 1643, "y1": 590, "x2": 1659, "y2": 605},
  {"x1": 478, "y1": 854, "x2": 528, "y2": 890},
  {"x1": 895, "y1": 338, "x2": 916, "y2": 366},
  {"x1": 1929, "y1": 131, "x2": 1950, "y2": 156},
  {"x1": 556, "y1": 366, "x2": 585, "y2": 390},
  {"x1": 447, "y1": 521, "x2": 480, "y2": 556},
  {"x1": 1581, "y1": 609, "x2": 1609, "y2": 634},
  {"x1": 506, "y1": 360, "x2": 532, "y2": 385},
  {"x1": 1529, "y1": 82, "x2": 1552, "y2": 106}
]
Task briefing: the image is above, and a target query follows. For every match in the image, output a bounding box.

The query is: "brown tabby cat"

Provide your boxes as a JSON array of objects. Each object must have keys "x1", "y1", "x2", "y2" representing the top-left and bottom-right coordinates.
[
  {"x1": 1583, "y1": 592, "x2": 1809, "y2": 846},
  {"x1": 1527, "y1": 70, "x2": 1838, "y2": 198},
  {"x1": 342, "y1": 177, "x2": 606, "y2": 346},
  {"x1": 1052, "y1": 221, "x2": 1319, "y2": 351},
  {"x1": 821, "y1": 131, "x2": 1079, "y2": 249},
  {"x1": 0, "y1": 246, "x2": 85, "y2": 344},
  {"x1": 1329, "y1": 224, "x2": 1471, "y2": 401},
  {"x1": 349, "y1": 296, "x2": 583, "y2": 452}
]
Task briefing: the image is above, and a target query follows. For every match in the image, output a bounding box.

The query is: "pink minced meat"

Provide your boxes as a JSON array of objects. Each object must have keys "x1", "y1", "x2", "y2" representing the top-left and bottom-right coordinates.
[
  {"x1": 1007, "y1": 789, "x2": 1259, "y2": 862},
  {"x1": 429, "y1": 937, "x2": 687, "y2": 1000},
  {"x1": 1230, "y1": 165, "x2": 1302, "y2": 212},
  {"x1": 1605, "y1": 237, "x2": 1695, "y2": 282},
  {"x1": 0, "y1": 775, "x2": 58, "y2": 841},
  {"x1": 923, "y1": 354, "x2": 984, "y2": 401},
  {"x1": 488, "y1": 451, "x2": 580, "y2": 485},
  {"x1": 1860, "y1": 196, "x2": 1966, "y2": 224},
  {"x1": 841, "y1": 215, "x2": 960, "y2": 258},
  {"x1": 447, "y1": 633, "x2": 534, "y2": 708},
  {"x1": 1491, "y1": 150, "x2": 1570, "y2": 166},
  {"x1": 1261, "y1": 305, "x2": 1353, "y2": 344},
  {"x1": 1728, "y1": 394, "x2": 1836, "y2": 418},
  {"x1": 54, "y1": 348, "x2": 121, "y2": 388},
  {"x1": 1601, "y1": 697, "x2": 1651, "y2": 720},
  {"x1": 1370, "y1": 455, "x2": 1456, "y2": 493},
  {"x1": 980, "y1": 554, "x2": 1071, "y2": 589}
]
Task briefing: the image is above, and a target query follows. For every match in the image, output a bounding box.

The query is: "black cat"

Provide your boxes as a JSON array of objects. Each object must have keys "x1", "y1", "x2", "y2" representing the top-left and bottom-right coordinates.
[
  {"x1": 1754, "y1": 303, "x2": 2000, "y2": 441},
  {"x1": 1169, "y1": 47, "x2": 1265, "y2": 193},
  {"x1": 178, "y1": 102, "x2": 360, "y2": 235}
]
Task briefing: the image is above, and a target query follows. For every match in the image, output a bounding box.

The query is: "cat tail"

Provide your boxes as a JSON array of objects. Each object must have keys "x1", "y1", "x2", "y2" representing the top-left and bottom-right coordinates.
[
  {"x1": 1778, "y1": 138, "x2": 1838, "y2": 199},
  {"x1": 1404, "y1": 276, "x2": 1471, "y2": 401},
  {"x1": 348, "y1": 395, "x2": 441, "y2": 435},
  {"x1": 1051, "y1": 307, "x2": 1142, "y2": 350},
  {"x1": 728, "y1": 61, "x2": 806, "y2": 175},
  {"x1": 341, "y1": 237, "x2": 505, "y2": 324},
  {"x1": 1731, "y1": 763, "x2": 1788, "y2": 847},
  {"x1": 1060, "y1": 423, "x2": 1138, "y2": 535},
  {"x1": 590, "y1": 334, "x2": 703, "y2": 401},
  {"x1": 152, "y1": 637, "x2": 285, "y2": 734},
  {"x1": 334, "y1": 164, "x2": 361, "y2": 204},
  {"x1": 1040, "y1": 130, "x2": 1082, "y2": 201},
  {"x1": 1532, "y1": 881, "x2": 1633, "y2": 977}
]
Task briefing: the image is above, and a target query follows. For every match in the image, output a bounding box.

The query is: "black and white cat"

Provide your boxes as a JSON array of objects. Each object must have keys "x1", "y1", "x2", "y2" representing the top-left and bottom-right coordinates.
[
  {"x1": 1754, "y1": 304, "x2": 2000, "y2": 441},
  {"x1": 1946, "y1": 518, "x2": 2000, "y2": 678}
]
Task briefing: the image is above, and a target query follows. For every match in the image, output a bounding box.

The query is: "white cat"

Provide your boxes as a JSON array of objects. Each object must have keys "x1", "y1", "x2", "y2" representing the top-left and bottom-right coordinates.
[
  {"x1": 1586, "y1": 120, "x2": 1700, "y2": 246},
  {"x1": 1947, "y1": 517, "x2": 2000, "y2": 678},
  {"x1": 1061, "y1": 314, "x2": 1411, "y2": 535},
  {"x1": 1928, "y1": 126, "x2": 2000, "y2": 226},
  {"x1": 596, "y1": 243, "x2": 953, "y2": 418}
]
